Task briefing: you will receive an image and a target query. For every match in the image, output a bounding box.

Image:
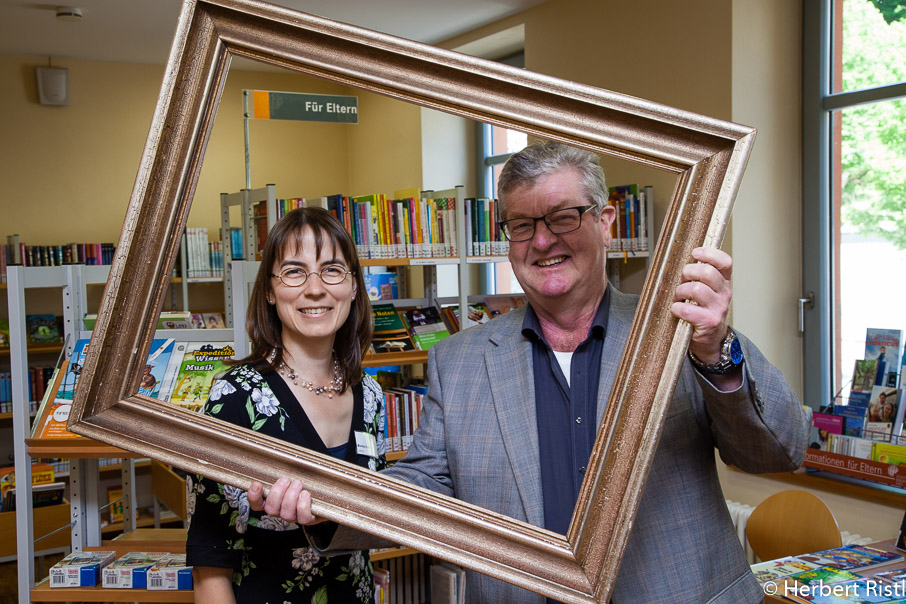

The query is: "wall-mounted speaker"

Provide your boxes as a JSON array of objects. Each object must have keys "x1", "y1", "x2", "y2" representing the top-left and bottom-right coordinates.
[{"x1": 36, "y1": 66, "x2": 69, "y2": 106}]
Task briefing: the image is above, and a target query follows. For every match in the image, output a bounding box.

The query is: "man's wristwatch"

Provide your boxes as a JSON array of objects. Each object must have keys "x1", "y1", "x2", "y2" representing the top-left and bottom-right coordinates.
[{"x1": 688, "y1": 328, "x2": 744, "y2": 375}]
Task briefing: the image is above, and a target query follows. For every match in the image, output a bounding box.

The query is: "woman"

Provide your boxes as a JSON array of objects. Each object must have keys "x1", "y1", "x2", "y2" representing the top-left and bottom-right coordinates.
[{"x1": 186, "y1": 207, "x2": 386, "y2": 603}]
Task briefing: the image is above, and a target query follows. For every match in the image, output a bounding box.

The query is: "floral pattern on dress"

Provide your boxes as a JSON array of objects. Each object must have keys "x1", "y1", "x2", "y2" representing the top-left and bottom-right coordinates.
[{"x1": 186, "y1": 364, "x2": 386, "y2": 603}]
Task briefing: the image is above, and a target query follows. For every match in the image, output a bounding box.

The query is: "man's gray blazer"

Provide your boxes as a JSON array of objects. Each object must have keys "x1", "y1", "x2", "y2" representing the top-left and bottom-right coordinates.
[{"x1": 343, "y1": 287, "x2": 807, "y2": 602}]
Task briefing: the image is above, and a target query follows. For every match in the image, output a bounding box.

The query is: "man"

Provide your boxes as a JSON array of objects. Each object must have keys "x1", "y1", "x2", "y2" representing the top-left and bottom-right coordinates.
[{"x1": 253, "y1": 141, "x2": 808, "y2": 602}]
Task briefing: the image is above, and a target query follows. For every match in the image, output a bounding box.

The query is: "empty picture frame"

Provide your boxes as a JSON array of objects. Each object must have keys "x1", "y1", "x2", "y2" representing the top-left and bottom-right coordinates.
[{"x1": 67, "y1": 0, "x2": 755, "y2": 602}]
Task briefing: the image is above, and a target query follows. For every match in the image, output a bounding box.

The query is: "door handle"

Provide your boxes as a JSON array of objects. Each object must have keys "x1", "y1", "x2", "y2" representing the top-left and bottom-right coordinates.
[{"x1": 798, "y1": 292, "x2": 814, "y2": 334}]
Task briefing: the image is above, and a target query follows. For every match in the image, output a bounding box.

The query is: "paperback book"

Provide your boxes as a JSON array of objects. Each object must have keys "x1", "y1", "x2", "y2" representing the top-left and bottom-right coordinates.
[
  {"x1": 834, "y1": 405, "x2": 868, "y2": 437},
  {"x1": 865, "y1": 328, "x2": 903, "y2": 388},
  {"x1": 853, "y1": 359, "x2": 880, "y2": 393},
  {"x1": 401, "y1": 307, "x2": 451, "y2": 350},
  {"x1": 810, "y1": 412, "x2": 845, "y2": 451}
]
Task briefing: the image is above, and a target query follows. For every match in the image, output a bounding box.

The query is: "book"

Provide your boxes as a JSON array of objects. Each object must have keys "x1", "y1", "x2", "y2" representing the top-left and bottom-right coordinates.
[
  {"x1": 484, "y1": 295, "x2": 526, "y2": 318},
  {"x1": 165, "y1": 342, "x2": 235, "y2": 411},
  {"x1": 147, "y1": 553, "x2": 193, "y2": 590},
  {"x1": 25, "y1": 314, "x2": 60, "y2": 343},
  {"x1": 370, "y1": 303, "x2": 416, "y2": 354},
  {"x1": 865, "y1": 328, "x2": 903, "y2": 387},
  {"x1": 810, "y1": 544, "x2": 904, "y2": 571},
  {"x1": 374, "y1": 566, "x2": 390, "y2": 603},
  {"x1": 102, "y1": 552, "x2": 168, "y2": 589},
  {"x1": 138, "y1": 338, "x2": 177, "y2": 399},
  {"x1": 810, "y1": 412, "x2": 845, "y2": 451},
  {"x1": 2, "y1": 481, "x2": 65, "y2": 512},
  {"x1": 871, "y1": 442, "x2": 906, "y2": 466},
  {"x1": 786, "y1": 565, "x2": 864, "y2": 584},
  {"x1": 202, "y1": 312, "x2": 225, "y2": 329},
  {"x1": 834, "y1": 405, "x2": 868, "y2": 437},
  {"x1": 401, "y1": 307, "x2": 451, "y2": 350},
  {"x1": 0, "y1": 318, "x2": 9, "y2": 347},
  {"x1": 430, "y1": 563, "x2": 466, "y2": 604},
  {"x1": 874, "y1": 568, "x2": 906, "y2": 585},
  {"x1": 83, "y1": 311, "x2": 195, "y2": 331},
  {"x1": 32, "y1": 360, "x2": 83, "y2": 440},
  {"x1": 853, "y1": 359, "x2": 880, "y2": 393},
  {"x1": 364, "y1": 272, "x2": 399, "y2": 301},
  {"x1": 107, "y1": 486, "x2": 124, "y2": 523},
  {"x1": 49, "y1": 550, "x2": 116, "y2": 587},
  {"x1": 750, "y1": 557, "x2": 823, "y2": 584},
  {"x1": 866, "y1": 386, "x2": 900, "y2": 439},
  {"x1": 443, "y1": 303, "x2": 492, "y2": 332}
]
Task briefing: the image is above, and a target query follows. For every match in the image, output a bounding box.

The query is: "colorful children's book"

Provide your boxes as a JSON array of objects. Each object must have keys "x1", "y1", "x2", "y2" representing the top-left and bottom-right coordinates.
[
  {"x1": 165, "y1": 342, "x2": 235, "y2": 411},
  {"x1": 137, "y1": 338, "x2": 176, "y2": 399},
  {"x1": 364, "y1": 272, "x2": 399, "y2": 301},
  {"x1": 49, "y1": 550, "x2": 116, "y2": 587},
  {"x1": 750, "y1": 557, "x2": 823, "y2": 584},
  {"x1": 811, "y1": 544, "x2": 904, "y2": 571},
  {"x1": 26, "y1": 314, "x2": 60, "y2": 343},
  {"x1": 786, "y1": 565, "x2": 863, "y2": 584}
]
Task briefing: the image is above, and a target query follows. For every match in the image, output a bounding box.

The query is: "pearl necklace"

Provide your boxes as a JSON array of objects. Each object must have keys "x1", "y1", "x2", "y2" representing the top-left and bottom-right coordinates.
[{"x1": 275, "y1": 354, "x2": 343, "y2": 398}]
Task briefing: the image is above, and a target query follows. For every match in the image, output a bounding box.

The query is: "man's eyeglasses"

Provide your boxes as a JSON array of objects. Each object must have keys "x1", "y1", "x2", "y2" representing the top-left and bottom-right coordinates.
[
  {"x1": 498, "y1": 205, "x2": 597, "y2": 242},
  {"x1": 272, "y1": 265, "x2": 352, "y2": 287}
]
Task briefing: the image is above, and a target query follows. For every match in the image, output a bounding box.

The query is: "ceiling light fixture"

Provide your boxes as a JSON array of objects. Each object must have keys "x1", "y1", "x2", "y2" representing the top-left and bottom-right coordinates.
[{"x1": 55, "y1": 6, "x2": 83, "y2": 22}]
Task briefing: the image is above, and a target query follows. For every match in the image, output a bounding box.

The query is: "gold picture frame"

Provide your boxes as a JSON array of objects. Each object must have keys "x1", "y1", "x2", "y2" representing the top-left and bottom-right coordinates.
[{"x1": 68, "y1": 1, "x2": 755, "y2": 602}]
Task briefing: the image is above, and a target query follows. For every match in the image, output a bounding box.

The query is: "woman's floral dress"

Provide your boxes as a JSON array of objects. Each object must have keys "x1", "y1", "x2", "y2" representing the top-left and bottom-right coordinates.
[{"x1": 185, "y1": 365, "x2": 386, "y2": 603}]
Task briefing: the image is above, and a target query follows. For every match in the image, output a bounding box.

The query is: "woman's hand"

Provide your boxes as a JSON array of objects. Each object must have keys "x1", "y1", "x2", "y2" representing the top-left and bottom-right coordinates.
[{"x1": 248, "y1": 479, "x2": 322, "y2": 525}]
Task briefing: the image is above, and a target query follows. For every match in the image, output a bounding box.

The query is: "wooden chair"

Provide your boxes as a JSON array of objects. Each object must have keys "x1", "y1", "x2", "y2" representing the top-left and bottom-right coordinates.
[{"x1": 746, "y1": 489, "x2": 842, "y2": 562}]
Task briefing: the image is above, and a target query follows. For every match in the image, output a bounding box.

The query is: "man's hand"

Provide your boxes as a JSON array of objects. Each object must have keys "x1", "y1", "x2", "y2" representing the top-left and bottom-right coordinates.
[
  {"x1": 671, "y1": 247, "x2": 740, "y2": 387},
  {"x1": 248, "y1": 478, "x2": 321, "y2": 525}
]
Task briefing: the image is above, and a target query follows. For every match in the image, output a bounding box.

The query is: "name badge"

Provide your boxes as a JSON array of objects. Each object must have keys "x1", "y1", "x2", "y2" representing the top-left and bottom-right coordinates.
[{"x1": 355, "y1": 431, "x2": 378, "y2": 458}]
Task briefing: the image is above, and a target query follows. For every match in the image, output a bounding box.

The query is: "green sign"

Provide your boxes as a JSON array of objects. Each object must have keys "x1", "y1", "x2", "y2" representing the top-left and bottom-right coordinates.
[{"x1": 248, "y1": 90, "x2": 358, "y2": 123}]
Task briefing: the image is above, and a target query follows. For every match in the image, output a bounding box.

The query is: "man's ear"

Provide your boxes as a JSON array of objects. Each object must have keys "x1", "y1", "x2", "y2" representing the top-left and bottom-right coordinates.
[{"x1": 598, "y1": 205, "x2": 617, "y2": 248}]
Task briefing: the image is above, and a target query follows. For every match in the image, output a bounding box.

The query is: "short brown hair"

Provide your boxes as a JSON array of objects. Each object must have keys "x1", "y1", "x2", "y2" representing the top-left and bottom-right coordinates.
[{"x1": 238, "y1": 207, "x2": 372, "y2": 390}]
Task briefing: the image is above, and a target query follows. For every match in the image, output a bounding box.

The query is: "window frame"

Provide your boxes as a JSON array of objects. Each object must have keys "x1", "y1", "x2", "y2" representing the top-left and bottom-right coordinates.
[{"x1": 802, "y1": 0, "x2": 906, "y2": 408}]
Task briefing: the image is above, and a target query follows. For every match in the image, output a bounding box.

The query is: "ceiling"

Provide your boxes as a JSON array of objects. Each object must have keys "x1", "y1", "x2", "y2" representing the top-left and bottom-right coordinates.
[{"x1": 0, "y1": 0, "x2": 541, "y2": 68}]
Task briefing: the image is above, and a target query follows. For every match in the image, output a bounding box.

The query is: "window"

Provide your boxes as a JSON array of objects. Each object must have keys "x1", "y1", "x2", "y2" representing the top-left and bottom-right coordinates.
[
  {"x1": 480, "y1": 123, "x2": 527, "y2": 294},
  {"x1": 803, "y1": 0, "x2": 906, "y2": 407}
]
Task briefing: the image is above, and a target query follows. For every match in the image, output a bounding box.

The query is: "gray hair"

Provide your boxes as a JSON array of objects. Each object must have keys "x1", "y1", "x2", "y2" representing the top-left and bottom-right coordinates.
[{"x1": 497, "y1": 141, "x2": 607, "y2": 220}]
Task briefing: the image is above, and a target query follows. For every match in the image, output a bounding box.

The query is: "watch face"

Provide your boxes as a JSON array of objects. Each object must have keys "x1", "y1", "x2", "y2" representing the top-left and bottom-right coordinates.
[{"x1": 729, "y1": 338, "x2": 743, "y2": 365}]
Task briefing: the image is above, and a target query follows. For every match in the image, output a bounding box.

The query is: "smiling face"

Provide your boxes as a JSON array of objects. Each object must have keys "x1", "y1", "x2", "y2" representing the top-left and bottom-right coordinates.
[
  {"x1": 506, "y1": 167, "x2": 615, "y2": 313},
  {"x1": 270, "y1": 226, "x2": 356, "y2": 349}
]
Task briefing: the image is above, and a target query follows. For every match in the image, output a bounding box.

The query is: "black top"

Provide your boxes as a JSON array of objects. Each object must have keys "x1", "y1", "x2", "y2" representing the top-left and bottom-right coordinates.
[{"x1": 185, "y1": 364, "x2": 387, "y2": 603}]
